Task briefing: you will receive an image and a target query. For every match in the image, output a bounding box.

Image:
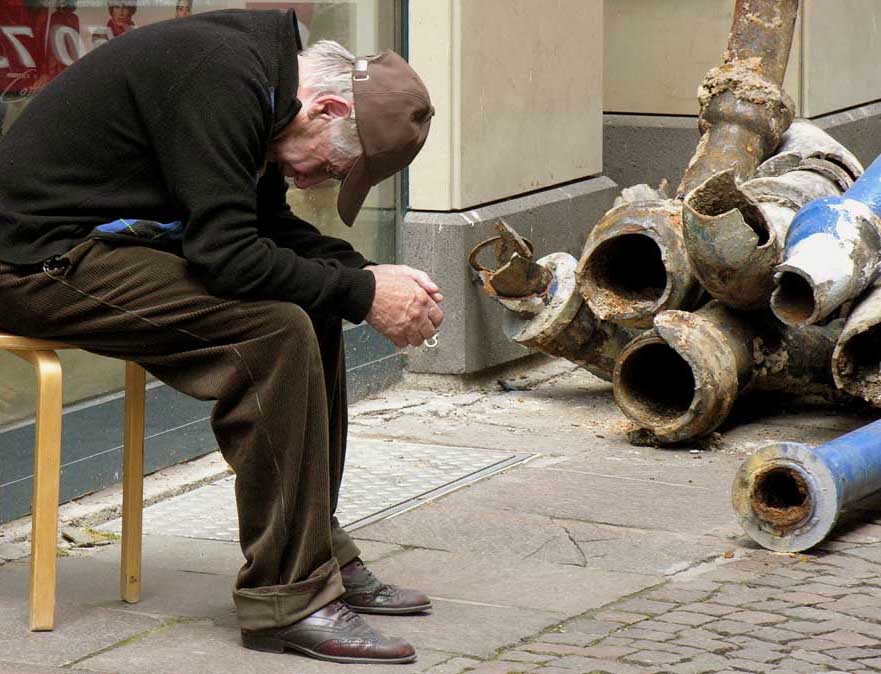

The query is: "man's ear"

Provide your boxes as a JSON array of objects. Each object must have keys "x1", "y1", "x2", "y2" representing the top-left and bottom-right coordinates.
[{"x1": 314, "y1": 94, "x2": 352, "y2": 120}]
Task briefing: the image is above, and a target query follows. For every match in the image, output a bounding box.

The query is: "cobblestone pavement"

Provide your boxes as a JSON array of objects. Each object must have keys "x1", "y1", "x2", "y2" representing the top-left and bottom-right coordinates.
[{"x1": 449, "y1": 542, "x2": 881, "y2": 674}]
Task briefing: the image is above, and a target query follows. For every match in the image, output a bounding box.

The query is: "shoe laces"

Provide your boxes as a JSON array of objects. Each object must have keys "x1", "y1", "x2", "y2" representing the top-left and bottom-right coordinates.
[
  {"x1": 330, "y1": 600, "x2": 360, "y2": 624},
  {"x1": 346, "y1": 559, "x2": 383, "y2": 590},
  {"x1": 357, "y1": 562, "x2": 380, "y2": 585}
]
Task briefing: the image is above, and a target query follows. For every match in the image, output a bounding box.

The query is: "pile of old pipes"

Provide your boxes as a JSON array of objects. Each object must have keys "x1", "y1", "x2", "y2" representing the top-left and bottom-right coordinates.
[{"x1": 469, "y1": 0, "x2": 881, "y2": 449}]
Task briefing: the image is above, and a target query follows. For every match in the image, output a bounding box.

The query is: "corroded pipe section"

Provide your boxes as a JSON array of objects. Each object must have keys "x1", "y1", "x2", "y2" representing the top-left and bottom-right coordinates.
[
  {"x1": 754, "y1": 119, "x2": 863, "y2": 182},
  {"x1": 613, "y1": 302, "x2": 756, "y2": 444},
  {"x1": 613, "y1": 302, "x2": 842, "y2": 445},
  {"x1": 771, "y1": 155, "x2": 881, "y2": 327},
  {"x1": 469, "y1": 221, "x2": 552, "y2": 300},
  {"x1": 576, "y1": 199, "x2": 702, "y2": 329},
  {"x1": 677, "y1": 0, "x2": 799, "y2": 197},
  {"x1": 469, "y1": 223, "x2": 633, "y2": 381},
  {"x1": 683, "y1": 160, "x2": 846, "y2": 309},
  {"x1": 832, "y1": 284, "x2": 881, "y2": 404},
  {"x1": 732, "y1": 420, "x2": 881, "y2": 552},
  {"x1": 501, "y1": 253, "x2": 633, "y2": 381}
]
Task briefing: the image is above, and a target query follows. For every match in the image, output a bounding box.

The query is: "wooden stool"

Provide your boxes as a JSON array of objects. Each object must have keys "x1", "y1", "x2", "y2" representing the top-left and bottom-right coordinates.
[{"x1": 0, "y1": 333, "x2": 146, "y2": 631}]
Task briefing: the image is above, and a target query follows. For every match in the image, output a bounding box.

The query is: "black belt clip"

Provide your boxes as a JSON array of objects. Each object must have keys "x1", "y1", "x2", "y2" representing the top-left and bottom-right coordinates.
[{"x1": 42, "y1": 255, "x2": 70, "y2": 274}]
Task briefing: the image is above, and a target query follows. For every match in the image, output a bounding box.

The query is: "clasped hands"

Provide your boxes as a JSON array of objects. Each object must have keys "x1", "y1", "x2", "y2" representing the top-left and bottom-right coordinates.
[{"x1": 364, "y1": 264, "x2": 443, "y2": 348}]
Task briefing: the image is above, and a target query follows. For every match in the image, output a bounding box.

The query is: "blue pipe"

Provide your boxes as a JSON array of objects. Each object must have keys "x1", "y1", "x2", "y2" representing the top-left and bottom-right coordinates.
[
  {"x1": 732, "y1": 418, "x2": 881, "y2": 552},
  {"x1": 771, "y1": 155, "x2": 881, "y2": 327}
]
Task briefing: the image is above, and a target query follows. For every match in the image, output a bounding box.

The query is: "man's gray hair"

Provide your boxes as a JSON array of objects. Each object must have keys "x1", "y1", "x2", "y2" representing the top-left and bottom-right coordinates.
[{"x1": 299, "y1": 40, "x2": 362, "y2": 161}]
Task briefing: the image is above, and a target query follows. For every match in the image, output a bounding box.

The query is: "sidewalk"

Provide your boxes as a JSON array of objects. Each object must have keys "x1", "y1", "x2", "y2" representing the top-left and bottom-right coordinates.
[{"x1": 3, "y1": 357, "x2": 881, "y2": 674}]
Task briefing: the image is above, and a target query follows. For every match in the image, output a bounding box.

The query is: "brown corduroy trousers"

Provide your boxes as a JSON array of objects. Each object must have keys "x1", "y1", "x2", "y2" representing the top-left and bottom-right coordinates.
[{"x1": 0, "y1": 239, "x2": 362, "y2": 630}]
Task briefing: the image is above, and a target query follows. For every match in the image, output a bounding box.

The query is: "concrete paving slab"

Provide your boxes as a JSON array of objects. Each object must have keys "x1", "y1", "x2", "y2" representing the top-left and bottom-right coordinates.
[
  {"x1": 367, "y1": 598, "x2": 564, "y2": 659},
  {"x1": 547, "y1": 450, "x2": 741, "y2": 491},
  {"x1": 358, "y1": 500, "x2": 589, "y2": 563},
  {"x1": 0, "y1": 556, "x2": 239, "y2": 628},
  {"x1": 357, "y1": 496, "x2": 729, "y2": 576},
  {"x1": 85, "y1": 533, "x2": 243, "y2": 577},
  {"x1": 354, "y1": 538, "x2": 408, "y2": 563},
  {"x1": 84, "y1": 532, "x2": 406, "y2": 578},
  {"x1": 0, "y1": 596, "x2": 161, "y2": 668},
  {"x1": 0, "y1": 664, "x2": 97, "y2": 674},
  {"x1": 75, "y1": 620, "x2": 454, "y2": 674},
  {"x1": 402, "y1": 462, "x2": 735, "y2": 535},
  {"x1": 0, "y1": 541, "x2": 29, "y2": 562},
  {"x1": 559, "y1": 523, "x2": 730, "y2": 576},
  {"x1": 352, "y1": 373, "x2": 631, "y2": 458},
  {"x1": 365, "y1": 549, "x2": 659, "y2": 616}
]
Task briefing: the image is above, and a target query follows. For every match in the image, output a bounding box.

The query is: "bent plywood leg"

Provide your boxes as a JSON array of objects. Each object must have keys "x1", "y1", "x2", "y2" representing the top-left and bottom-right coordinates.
[
  {"x1": 13, "y1": 349, "x2": 63, "y2": 632},
  {"x1": 121, "y1": 362, "x2": 145, "y2": 603}
]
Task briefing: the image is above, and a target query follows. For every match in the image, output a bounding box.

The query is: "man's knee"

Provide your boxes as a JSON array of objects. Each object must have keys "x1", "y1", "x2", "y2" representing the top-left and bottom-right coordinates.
[{"x1": 260, "y1": 302, "x2": 317, "y2": 341}]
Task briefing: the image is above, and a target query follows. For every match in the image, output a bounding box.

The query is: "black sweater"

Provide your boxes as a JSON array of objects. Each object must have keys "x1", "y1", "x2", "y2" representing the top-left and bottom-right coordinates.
[{"x1": 0, "y1": 9, "x2": 376, "y2": 324}]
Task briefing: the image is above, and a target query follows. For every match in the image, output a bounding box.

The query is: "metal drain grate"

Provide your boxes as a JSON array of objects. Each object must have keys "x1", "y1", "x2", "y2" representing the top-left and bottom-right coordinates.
[{"x1": 100, "y1": 440, "x2": 529, "y2": 541}]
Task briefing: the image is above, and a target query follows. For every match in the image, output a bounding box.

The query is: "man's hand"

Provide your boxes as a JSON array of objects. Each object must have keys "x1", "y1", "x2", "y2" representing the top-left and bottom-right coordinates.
[{"x1": 364, "y1": 265, "x2": 443, "y2": 347}]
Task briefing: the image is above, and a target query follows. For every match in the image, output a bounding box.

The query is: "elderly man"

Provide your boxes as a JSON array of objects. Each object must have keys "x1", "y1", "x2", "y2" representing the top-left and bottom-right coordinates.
[{"x1": 0, "y1": 8, "x2": 440, "y2": 666}]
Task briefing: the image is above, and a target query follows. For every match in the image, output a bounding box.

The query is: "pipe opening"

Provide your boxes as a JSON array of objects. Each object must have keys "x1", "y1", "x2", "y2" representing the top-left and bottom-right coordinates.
[
  {"x1": 617, "y1": 342, "x2": 695, "y2": 421},
  {"x1": 586, "y1": 235, "x2": 667, "y2": 308},
  {"x1": 688, "y1": 178, "x2": 771, "y2": 246},
  {"x1": 749, "y1": 466, "x2": 812, "y2": 530},
  {"x1": 772, "y1": 272, "x2": 816, "y2": 325},
  {"x1": 837, "y1": 325, "x2": 881, "y2": 394}
]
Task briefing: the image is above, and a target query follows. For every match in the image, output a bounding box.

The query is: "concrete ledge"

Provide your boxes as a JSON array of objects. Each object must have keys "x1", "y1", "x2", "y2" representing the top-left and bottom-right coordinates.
[
  {"x1": 815, "y1": 99, "x2": 881, "y2": 169},
  {"x1": 603, "y1": 99, "x2": 881, "y2": 192},
  {"x1": 603, "y1": 113, "x2": 699, "y2": 192},
  {"x1": 402, "y1": 176, "x2": 618, "y2": 374}
]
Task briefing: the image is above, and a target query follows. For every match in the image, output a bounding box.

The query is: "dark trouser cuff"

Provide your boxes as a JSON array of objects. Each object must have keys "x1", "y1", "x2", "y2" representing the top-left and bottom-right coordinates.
[{"x1": 234, "y1": 558, "x2": 344, "y2": 631}]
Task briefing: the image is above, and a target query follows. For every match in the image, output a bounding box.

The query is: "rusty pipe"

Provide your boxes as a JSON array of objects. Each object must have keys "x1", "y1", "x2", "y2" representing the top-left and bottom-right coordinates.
[
  {"x1": 754, "y1": 119, "x2": 863, "y2": 182},
  {"x1": 492, "y1": 252, "x2": 635, "y2": 382},
  {"x1": 677, "y1": 0, "x2": 799, "y2": 197},
  {"x1": 682, "y1": 157, "x2": 848, "y2": 309},
  {"x1": 613, "y1": 302, "x2": 841, "y2": 445},
  {"x1": 832, "y1": 284, "x2": 881, "y2": 405},
  {"x1": 576, "y1": 198, "x2": 703, "y2": 329},
  {"x1": 733, "y1": 420, "x2": 881, "y2": 552},
  {"x1": 771, "y1": 155, "x2": 881, "y2": 327},
  {"x1": 613, "y1": 302, "x2": 756, "y2": 444},
  {"x1": 469, "y1": 224, "x2": 634, "y2": 381}
]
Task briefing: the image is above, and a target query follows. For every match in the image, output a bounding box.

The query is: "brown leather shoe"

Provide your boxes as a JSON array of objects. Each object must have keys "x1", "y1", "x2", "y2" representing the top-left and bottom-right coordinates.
[
  {"x1": 341, "y1": 558, "x2": 432, "y2": 615},
  {"x1": 240, "y1": 600, "x2": 416, "y2": 664}
]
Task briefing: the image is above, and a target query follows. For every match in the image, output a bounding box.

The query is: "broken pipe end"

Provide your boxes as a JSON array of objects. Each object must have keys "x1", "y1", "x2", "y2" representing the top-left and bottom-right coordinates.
[
  {"x1": 732, "y1": 442, "x2": 839, "y2": 553},
  {"x1": 612, "y1": 309, "x2": 741, "y2": 444},
  {"x1": 577, "y1": 200, "x2": 699, "y2": 328},
  {"x1": 682, "y1": 170, "x2": 777, "y2": 309},
  {"x1": 503, "y1": 253, "x2": 590, "y2": 351},
  {"x1": 832, "y1": 284, "x2": 881, "y2": 405},
  {"x1": 771, "y1": 197, "x2": 881, "y2": 327}
]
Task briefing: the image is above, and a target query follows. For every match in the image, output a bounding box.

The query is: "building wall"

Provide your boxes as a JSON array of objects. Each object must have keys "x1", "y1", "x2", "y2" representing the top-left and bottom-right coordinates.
[
  {"x1": 605, "y1": 0, "x2": 881, "y2": 119},
  {"x1": 802, "y1": 0, "x2": 881, "y2": 117},
  {"x1": 404, "y1": 0, "x2": 616, "y2": 374},
  {"x1": 602, "y1": 0, "x2": 881, "y2": 192},
  {"x1": 408, "y1": 0, "x2": 603, "y2": 211}
]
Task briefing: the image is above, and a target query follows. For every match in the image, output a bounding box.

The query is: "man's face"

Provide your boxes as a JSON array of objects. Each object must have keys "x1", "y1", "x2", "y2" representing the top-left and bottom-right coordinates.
[
  {"x1": 175, "y1": 3, "x2": 191, "y2": 17},
  {"x1": 267, "y1": 102, "x2": 355, "y2": 190}
]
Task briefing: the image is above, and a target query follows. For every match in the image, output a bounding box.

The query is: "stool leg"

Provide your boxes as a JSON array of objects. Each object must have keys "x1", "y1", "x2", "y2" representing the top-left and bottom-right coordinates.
[
  {"x1": 13, "y1": 350, "x2": 63, "y2": 632},
  {"x1": 121, "y1": 362, "x2": 146, "y2": 603}
]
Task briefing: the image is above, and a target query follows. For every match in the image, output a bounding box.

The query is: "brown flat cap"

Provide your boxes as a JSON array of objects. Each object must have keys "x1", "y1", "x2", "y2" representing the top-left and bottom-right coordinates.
[{"x1": 337, "y1": 50, "x2": 433, "y2": 226}]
